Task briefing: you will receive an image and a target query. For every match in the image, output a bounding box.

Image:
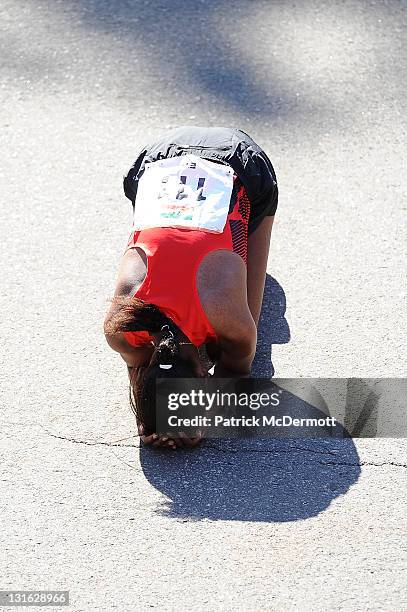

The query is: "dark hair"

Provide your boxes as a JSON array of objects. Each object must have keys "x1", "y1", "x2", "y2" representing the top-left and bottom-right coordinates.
[
  {"x1": 104, "y1": 295, "x2": 172, "y2": 335},
  {"x1": 105, "y1": 295, "x2": 196, "y2": 435}
]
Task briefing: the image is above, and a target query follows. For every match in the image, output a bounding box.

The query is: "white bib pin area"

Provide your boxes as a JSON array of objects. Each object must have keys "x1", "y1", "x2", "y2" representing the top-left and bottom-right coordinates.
[{"x1": 132, "y1": 155, "x2": 234, "y2": 233}]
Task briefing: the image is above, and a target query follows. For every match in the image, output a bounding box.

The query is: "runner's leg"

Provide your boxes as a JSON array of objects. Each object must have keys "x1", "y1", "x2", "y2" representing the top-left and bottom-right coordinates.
[{"x1": 246, "y1": 215, "x2": 275, "y2": 327}]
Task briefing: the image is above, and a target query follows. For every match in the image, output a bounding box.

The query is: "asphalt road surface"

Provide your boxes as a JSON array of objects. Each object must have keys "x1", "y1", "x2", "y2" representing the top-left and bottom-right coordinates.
[{"x1": 1, "y1": 1, "x2": 406, "y2": 610}]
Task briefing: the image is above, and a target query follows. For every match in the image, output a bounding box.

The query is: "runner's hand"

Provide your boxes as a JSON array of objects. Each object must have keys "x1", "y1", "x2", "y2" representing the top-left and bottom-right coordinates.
[{"x1": 138, "y1": 424, "x2": 203, "y2": 449}]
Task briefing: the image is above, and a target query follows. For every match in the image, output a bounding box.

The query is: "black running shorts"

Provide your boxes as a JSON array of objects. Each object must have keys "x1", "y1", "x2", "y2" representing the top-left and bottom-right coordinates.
[{"x1": 123, "y1": 126, "x2": 279, "y2": 236}]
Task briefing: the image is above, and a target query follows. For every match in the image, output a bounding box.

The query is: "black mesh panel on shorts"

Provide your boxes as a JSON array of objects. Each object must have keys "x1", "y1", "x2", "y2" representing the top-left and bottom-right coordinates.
[
  {"x1": 228, "y1": 178, "x2": 251, "y2": 265},
  {"x1": 230, "y1": 220, "x2": 247, "y2": 263}
]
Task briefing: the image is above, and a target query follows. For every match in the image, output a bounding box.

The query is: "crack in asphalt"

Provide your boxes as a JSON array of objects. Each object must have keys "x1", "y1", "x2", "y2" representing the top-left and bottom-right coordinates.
[
  {"x1": 39, "y1": 429, "x2": 407, "y2": 468},
  {"x1": 43, "y1": 429, "x2": 138, "y2": 448},
  {"x1": 203, "y1": 441, "x2": 342, "y2": 456},
  {"x1": 204, "y1": 443, "x2": 407, "y2": 468},
  {"x1": 320, "y1": 460, "x2": 407, "y2": 468}
]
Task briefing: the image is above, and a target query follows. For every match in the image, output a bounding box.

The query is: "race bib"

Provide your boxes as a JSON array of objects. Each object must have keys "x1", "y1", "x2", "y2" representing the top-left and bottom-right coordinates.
[{"x1": 132, "y1": 155, "x2": 234, "y2": 233}]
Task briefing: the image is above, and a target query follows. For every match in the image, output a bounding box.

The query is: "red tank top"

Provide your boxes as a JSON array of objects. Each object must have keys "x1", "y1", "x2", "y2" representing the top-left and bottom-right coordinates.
[{"x1": 123, "y1": 178, "x2": 250, "y2": 347}]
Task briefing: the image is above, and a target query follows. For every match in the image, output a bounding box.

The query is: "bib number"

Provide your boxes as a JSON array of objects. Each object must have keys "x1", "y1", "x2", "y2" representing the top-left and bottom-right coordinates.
[{"x1": 133, "y1": 155, "x2": 234, "y2": 233}]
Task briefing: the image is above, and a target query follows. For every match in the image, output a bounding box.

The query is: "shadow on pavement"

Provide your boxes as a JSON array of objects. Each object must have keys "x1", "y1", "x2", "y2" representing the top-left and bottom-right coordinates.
[
  {"x1": 139, "y1": 277, "x2": 360, "y2": 524},
  {"x1": 49, "y1": 0, "x2": 304, "y2": 119},
  {"x1": 251, "y1": 274, "x2": 290, "y2": 378},
  {"x1": 140, "y1": 434, "x2": 360, "y2": 522}
]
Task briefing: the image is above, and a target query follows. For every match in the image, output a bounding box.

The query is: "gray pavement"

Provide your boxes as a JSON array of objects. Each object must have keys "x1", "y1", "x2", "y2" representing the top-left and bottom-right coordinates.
[{"x1": 1, "y1": 1, "x2": 406, "y2": 610}]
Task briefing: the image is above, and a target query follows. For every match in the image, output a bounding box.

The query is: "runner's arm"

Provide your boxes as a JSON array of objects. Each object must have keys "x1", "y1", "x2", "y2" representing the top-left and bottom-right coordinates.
[
  {"x1": 213, "y1": 322, "x2": 257, "y2": 377},
  {"x1": 104, "y1": 327, "x2": 154, "y2": 368}
]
